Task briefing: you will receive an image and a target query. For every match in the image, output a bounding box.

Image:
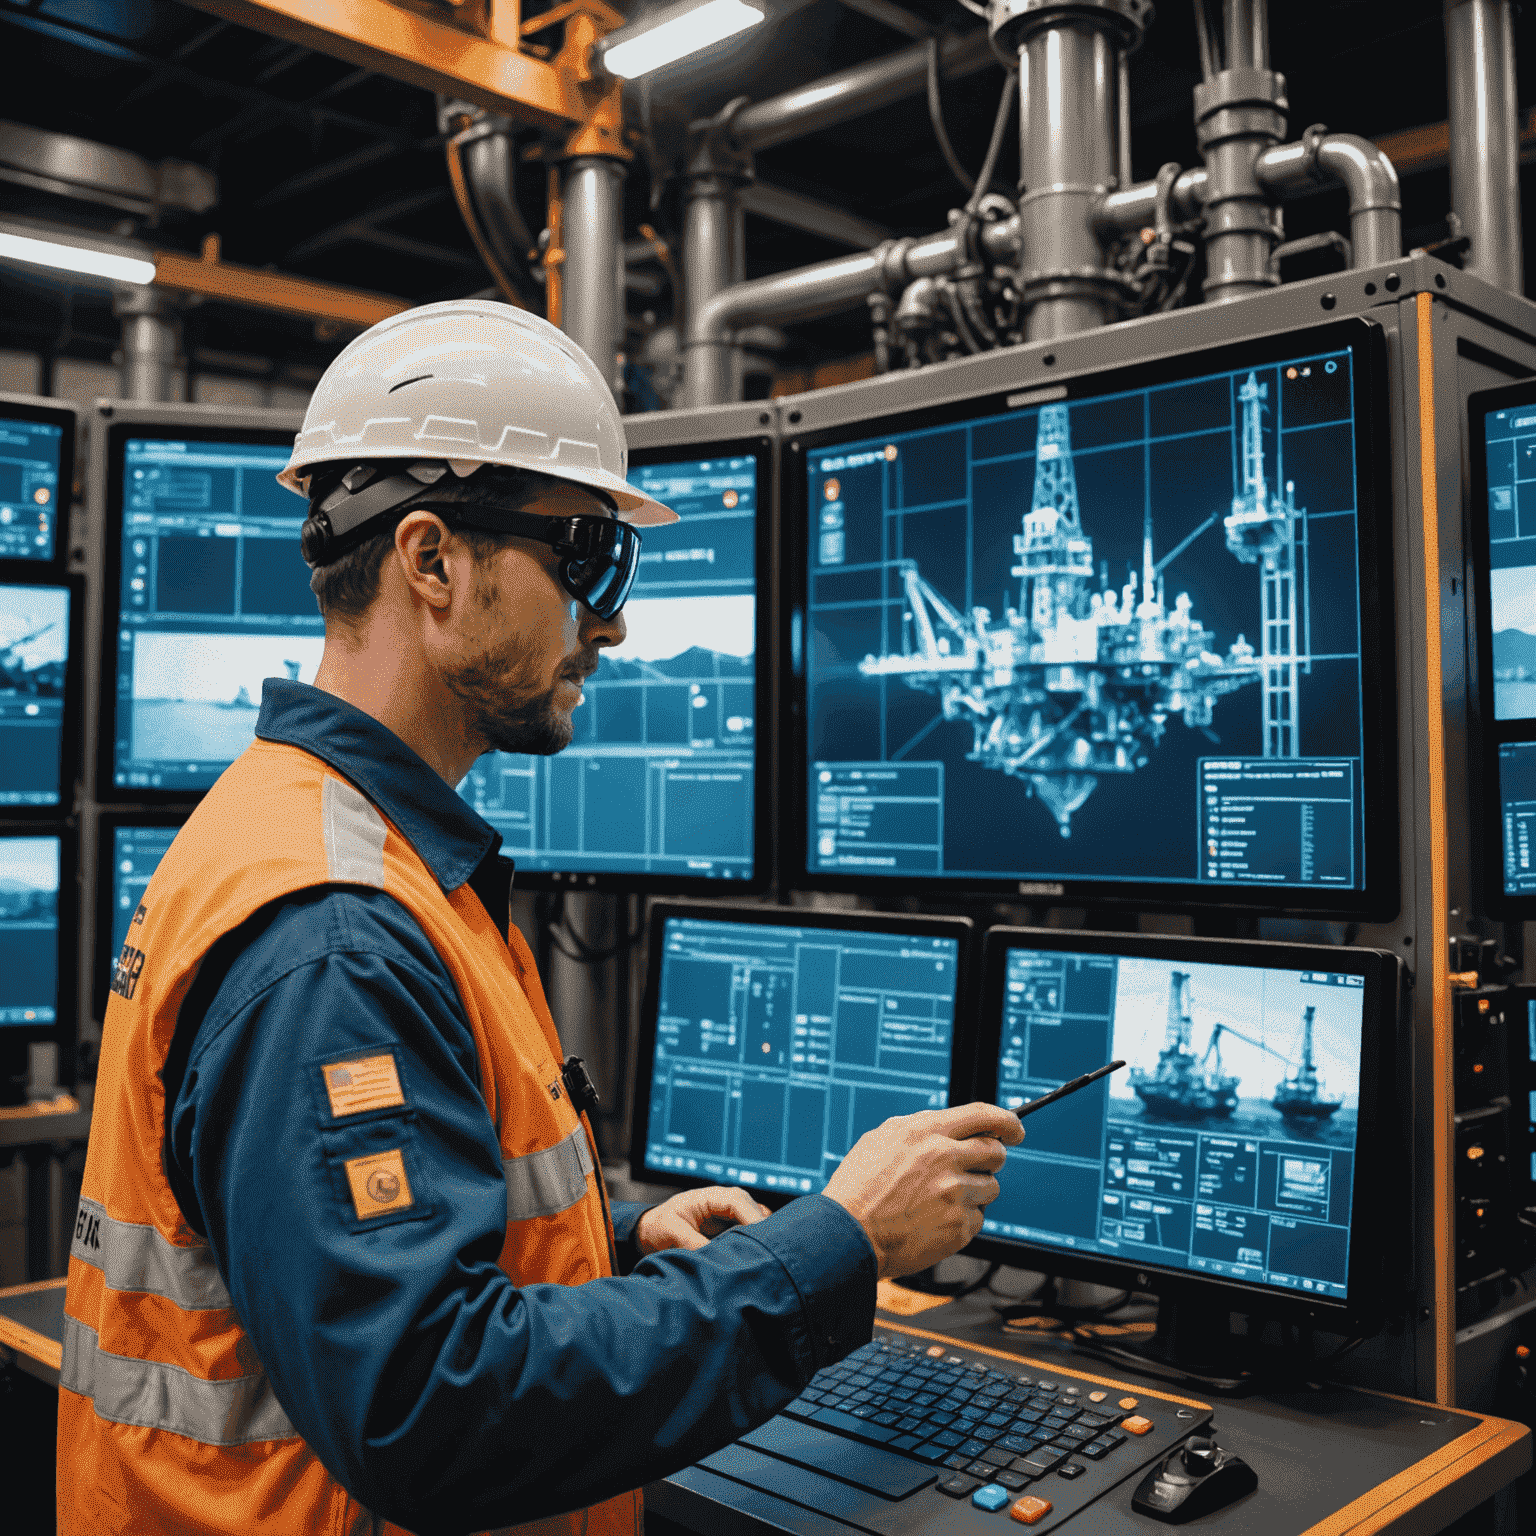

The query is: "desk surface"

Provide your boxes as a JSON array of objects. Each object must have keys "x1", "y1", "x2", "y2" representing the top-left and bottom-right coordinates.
[{"x1": 0, "y1": 1276, "x2": 64, "y2": 1386}]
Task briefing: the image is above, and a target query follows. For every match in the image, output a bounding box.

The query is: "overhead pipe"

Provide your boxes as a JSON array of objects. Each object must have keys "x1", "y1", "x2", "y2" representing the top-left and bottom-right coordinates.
[
  {"x1": 1094, "y1": 166, "x2": 1209, "y2": 231},
  {"x1": 681, "y1": 216, "x2": 1021, "y2": 407},
  {"x1": 1445, "y1": 0, "x2": 1523, "y2": 293},
  {"x1": 560, "y1": 156, "x2": 626, "y2": 391},
  {"x1": 115, "y1": 287, "x2": 180, "y2": 403},
  {"x1": 1254, "y1": 133, "x2": 1402, "y2": 268}
]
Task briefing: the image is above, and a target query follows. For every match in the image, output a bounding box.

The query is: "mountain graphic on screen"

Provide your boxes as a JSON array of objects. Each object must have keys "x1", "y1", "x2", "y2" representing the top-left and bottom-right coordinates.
[{"x1": 1493, "y1": 627, "x2": 1536, "y2": 678}]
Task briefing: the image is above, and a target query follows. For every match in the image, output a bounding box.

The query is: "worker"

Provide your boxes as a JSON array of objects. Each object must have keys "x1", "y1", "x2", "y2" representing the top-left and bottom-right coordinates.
[{"x1": 57, "y1": 300, "x2": 1024, "y2": 1535}]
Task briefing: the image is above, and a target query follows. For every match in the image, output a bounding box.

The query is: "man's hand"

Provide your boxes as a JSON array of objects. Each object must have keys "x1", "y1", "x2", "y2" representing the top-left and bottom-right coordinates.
[{"x1": 634, "y1": 1185, "x2": 773, "y2": 1256}]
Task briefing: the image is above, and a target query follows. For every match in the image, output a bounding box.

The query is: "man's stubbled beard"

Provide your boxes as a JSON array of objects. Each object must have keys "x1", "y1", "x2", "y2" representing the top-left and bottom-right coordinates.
[{"x1": 443, "y1": 567, "x2": 599, "y2": 757}]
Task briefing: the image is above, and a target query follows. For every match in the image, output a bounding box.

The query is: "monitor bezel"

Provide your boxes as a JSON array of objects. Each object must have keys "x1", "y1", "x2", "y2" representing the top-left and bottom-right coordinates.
[
  {"x1": 781, "y1": 317, "x2": 1399, "y2": 918},
  {"x1": 629, "y1": 899, "x2": 977, "y2": 1204},
  {"x1": 0, "y1": 392, "x2": 77, "y2": 578},
  {"x1": 1, "y1": 571, "x2": 86, "y2": 821},
  {"x1": 1466, "y1": 377, "x2": 1536, "y2": 918},
  {"x1": 91, "y1": 809, "x2": 189, "y2": 1021},
  {"x1": 962, "y1": 925, "x2": 1400, "y2": 1331},
  {"x1": 95, "y1": 418, "x2": 310, "y2": 806},
  {"x1": 506, "y1": 435, "x2": 777, "y2": 896},
  {"x1": 0, "y1": 824, "x2": 80, "y2": 1088}
]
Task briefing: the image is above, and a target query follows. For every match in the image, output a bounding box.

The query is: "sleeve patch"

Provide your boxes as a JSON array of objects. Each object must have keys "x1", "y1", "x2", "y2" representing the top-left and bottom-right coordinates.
[
  {"x1": 344, "y1": 1149, "x2": 414, "y2": 1220},
  {"x1": 322, "y1": 1054, "x2": 405, "y2": 1118}
]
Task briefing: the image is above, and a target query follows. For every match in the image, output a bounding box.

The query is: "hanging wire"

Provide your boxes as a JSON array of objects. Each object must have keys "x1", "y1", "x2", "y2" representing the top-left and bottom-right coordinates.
[
  {"x1": 965, "y1": 63, "x2": 1019, "y2": 213},
  {"x1": 926, "y1": 37, "x2": 977, "y2": 194},
  {"x1": 1193, "y1": 0, "x2": 1220, "y2": 81}
]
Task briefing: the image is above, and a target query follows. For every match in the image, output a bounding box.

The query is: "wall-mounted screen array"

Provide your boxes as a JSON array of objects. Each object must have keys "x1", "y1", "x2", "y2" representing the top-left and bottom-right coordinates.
[
  {"x1": 103, "y1": 428, "x2": 318, "y2": 796},
  {"x1": 458, "y1": 441, "x2": 770, "y2": 891},
  {"x1": 0, "y1": 833, "x2": 62, "y2": 1026},
  {"x1": 632, "y1": 906, "x2": 971, "y2": 1195},
  {"x1": 0, "y1": 405, "x2": 71, "y2": 566},
  {"x1": 94, "y1": 816, "x2": 183, "y2": 1017},
  {"x1": 1, "y1": 579, "x2": 77, "y2": 811},
  {"x1": 788, "y1": 318, "x2": 1394, "y2": 915}
]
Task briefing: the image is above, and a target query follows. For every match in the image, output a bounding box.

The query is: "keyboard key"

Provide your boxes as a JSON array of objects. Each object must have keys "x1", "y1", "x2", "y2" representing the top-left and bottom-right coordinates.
[
  {"x1": 967, "y1": 1460, "x2": 997, "y2": 1478},
  {"x1": 914, "y1": 1444, "x2": 949, "y2": 1463},
  {"x1": 995, "y1": 1470, "x2": 1030, "y2": 1490},
  {"x1": 1103, "y1": 1430, "x2": 1127, "y2": 1447},
  {"x1": 944, "y1": 1454, "x2": 972, "y2": 1471},
  {"x1": 808, "y1": 1407, "x2": 898, "y2": 1443},
  {"x1": 872, "y1": 1413, "x2": 900, "y2": 1426},
  {"x1": 1061, "y1": 1425, "x2": 1093, "y2": 1441},
  {"x1": 1087, "y1": 1391, "x2": 1108, "y2": 1403},
  {"x1": 1076, "y1": 1412, "x2": 1110, "y2": 1429},
  {"x1": 1018, "y1": 1447, "x2": 1067, "y2": 1474},
  {"x1": 1122, "y1": 1416, "x2": 1154, "y2": 1436},
  {"x1": 984, "y1": 1413, "x2": 1011, "y2": 1429},
  {"x1": 1009, "y1": 1494, "x2": 1054, "y2": 1525},
  {"x1": 892, "y1": 1435, "x2": 921, "y2": 1451},
  {"x1": 897, "y1": 1417, "x2": 923, "y2": 1432},
  {"x1": 980, "y1": 1447, "x2": 1013, "y2": 1467},
  {"x1": 927, "y1": 1412, "x2": 957, "y2": 1428},
  {"x1": 933, "y1": 1432, "x2": 964, "y2": 1448},
  {"x1": 959, "y1": 1439, "x2": 989, "y2": 1458},
  {"x1": 925, "y1": 1345, "x2": 946, "y2": 1358},
  {"x1": 938, "y1": 1474, "x2": 979, "y2": 1499},
  {"x1": 1077, "y1": 1441, "x2": 1109, "y2": 1461},
  {"x1": 1041, "y1": 1416, "x2": 1070, "y2": 1431},
  {"x1": 1057, "y1": 1463, "x2": 1085, "y2": 1480},
  {"x1": 973, "y1": 1484, "x2": 1012, "y2": 1512},
  {"x1": 1117, "y1": 1397, "x2": 1138, "y2": 1411},
  {"x1": 1001, "y1": 1435, "x2": 1035, "y2": 1456}
]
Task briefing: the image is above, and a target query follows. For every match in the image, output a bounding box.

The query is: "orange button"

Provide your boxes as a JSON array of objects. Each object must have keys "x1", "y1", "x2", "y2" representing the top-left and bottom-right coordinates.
[
  {"x1": 926, "y1": 1346, "x2": 946, "y2": 1357},
  {"x1": 1010, "y1": 1495, "x2": 1054, "y2": 1525},
  {"x1": 1087, "y1": 1391, "x2": 1108, "y2": 1403},
  {"x1": 1117, "y1": 1397, "x2": 1138, "y2": 1410},
  {"x1": 1123, "y1": 1415, "x2": 1154, "y2": 1435}
]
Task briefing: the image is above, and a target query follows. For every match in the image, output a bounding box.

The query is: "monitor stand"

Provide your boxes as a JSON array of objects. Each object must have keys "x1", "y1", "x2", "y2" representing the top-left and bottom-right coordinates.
[
  {"x1": 1078, "y1": 1291, "x2": 1255, "y2": 1395},
  {"x1": 0, "y1": 1036, "x2": 29, "y2": 1107}
]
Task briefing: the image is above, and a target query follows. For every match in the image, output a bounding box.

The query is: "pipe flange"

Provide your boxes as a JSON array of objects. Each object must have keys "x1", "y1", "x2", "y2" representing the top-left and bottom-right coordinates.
[
  {"x1": 1299, "y1": 122, "x2": 1331, "y2": 183},
  {"x1": 1017, "y1": 264, "x2": 1137, "y2": 301},
  {"x1": 1202, "y1": 269, "x2": 1281, "y2": 294},
  {"x1": 989, "y1": 0, "x2": 1153, "y2": 53},
  {"x1": 1193, "y1": 67, "x2": 1288, "y2": 129},
  {"x1": 683, "y1": 96, "x2": 755, "y2": 184}
]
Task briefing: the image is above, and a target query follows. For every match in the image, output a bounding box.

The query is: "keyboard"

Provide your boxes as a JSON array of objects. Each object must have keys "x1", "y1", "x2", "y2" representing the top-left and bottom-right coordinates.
[{"x1": 688, "y1": 1323, "x2": 1214, "y2": 1531}]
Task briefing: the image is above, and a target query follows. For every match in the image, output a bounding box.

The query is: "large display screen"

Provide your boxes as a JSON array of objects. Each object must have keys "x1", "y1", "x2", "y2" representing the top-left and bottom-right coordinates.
[
  {"x1": 800, "y1": 340, "x2": 1380, "y2": 902},
  {"x1": 1481, "y1": 403, "x2": 1536, "y2": 722},
  {"x1": 104, "y1": 823, "x2": 179, "y2": 1003},
  {"x1": 459, "y1": 451, "x2": 761, "y2": 885},
  {"x1": 982, "y1": 943, "x2": 1365, "y2": 1302},
  {"x1": 0, "y1": 835, "x2": 60, "y2": 1026},
  {"x1": 637, "y1": 913, "x2": 960, "y2": 1194},
  {"x1": 109, "y1": 434, "x2": 319, "y2": 793},
  {"x1": 0, "y1": 412, "x2": 66, "y2": 563},
  {"x1": 0, "y1": 581, "x2": 71, "y2": 807}
]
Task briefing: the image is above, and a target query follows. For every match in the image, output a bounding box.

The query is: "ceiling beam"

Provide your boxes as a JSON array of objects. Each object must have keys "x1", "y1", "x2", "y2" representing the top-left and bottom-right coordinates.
[{"x1": 740, "y1": 182, "x2": 894, "y2": 249}]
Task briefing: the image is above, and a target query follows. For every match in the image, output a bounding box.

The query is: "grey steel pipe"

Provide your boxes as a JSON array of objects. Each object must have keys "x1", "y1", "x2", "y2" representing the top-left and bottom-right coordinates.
[
  {"x1": 560, "y1": 157, "x2": 626, "y2": 392},
  {"x1": 1254, "y1": 134, "x2": 1402, "y2": 268},
  {"x1": 114, "y1": 287, "x2": 179, "y2": 402},
  {"x1": 681, "y1": 217, "x2": 1021, "y2": 407},
  {"x1": 1095, "y1": 167, "x2": 1209, "y2": 231},
  {"x1": 683, "y1": 177, "x2": 741, "y2": 400},
  {"x1": 731, "y1": 29, "x2": 996, "y2": 151},
  {"x1": 1224, "y1": 0, "x2": 1267, "y2": 70},
  {"x1": 1446, "y1": 0, "x2": 1523, "y2": 293}
]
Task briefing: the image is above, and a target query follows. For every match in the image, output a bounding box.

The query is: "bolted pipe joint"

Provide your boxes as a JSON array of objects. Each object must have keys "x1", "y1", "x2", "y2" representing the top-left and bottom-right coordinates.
[
  {"x1": 1254, "y1": 127, "x2": 1401, "y2": 269},
  {"x1": 1193, "y1": 65, "x2": 1289, "y2": 302}
]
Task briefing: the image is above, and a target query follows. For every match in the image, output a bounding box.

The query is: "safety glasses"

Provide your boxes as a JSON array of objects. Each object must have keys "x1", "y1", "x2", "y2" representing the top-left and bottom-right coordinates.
[{"x1": 417, "y1": 504, "x2": 643, "y2": 620}]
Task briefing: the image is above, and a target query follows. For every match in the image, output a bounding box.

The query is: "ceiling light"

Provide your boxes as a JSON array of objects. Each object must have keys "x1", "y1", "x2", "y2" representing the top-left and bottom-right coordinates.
[
  {"x1": 602, "y1": 0, "x2": 765, "y2": 80},
  {"x1": 0, "y1": 230, "x2": 155, "y2": 286}
]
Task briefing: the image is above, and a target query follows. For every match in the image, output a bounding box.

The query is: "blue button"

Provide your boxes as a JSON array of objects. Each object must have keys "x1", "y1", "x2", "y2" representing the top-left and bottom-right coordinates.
[{"x1": 972, "y1": 1484, "x2": 1010, "y2": 1511}]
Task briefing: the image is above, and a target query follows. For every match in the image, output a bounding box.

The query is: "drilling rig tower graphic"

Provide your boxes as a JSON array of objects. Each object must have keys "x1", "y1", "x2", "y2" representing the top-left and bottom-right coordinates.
[{"x1": 857, "y1": 377, "x2": 1300, "y2": 836}]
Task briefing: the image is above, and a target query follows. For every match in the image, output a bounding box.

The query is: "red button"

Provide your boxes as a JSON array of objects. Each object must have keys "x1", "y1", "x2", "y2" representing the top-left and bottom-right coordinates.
[
  {"x1": 1123, "y1": 1415, "x2": 1154, "y2": 1435},
  {"x1": 1010, "y1": 1495, "x2": 1054, "y2": 1524}
]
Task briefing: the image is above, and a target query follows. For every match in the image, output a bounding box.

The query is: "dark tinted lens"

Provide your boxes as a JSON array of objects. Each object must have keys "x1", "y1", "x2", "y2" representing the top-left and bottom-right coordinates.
[{"x1": 561, "y1": 521, "x2": 640, "y2": 619}]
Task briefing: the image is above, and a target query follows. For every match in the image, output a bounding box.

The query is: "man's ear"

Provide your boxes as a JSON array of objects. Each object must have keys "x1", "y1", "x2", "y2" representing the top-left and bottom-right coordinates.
[{"x1": 395, "y1": 511, "x2": 452, "y2": 608}]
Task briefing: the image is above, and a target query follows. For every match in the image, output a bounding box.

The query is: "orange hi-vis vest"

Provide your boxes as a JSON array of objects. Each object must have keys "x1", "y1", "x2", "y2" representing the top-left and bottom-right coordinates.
[{"x1": 58, "y1": 736, "x2": 642, "y2": 1536}]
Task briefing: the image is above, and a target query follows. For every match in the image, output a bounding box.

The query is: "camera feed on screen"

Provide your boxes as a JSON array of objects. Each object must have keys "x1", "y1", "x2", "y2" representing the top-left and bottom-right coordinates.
[
  {"x1": 984, "y1": 945, "x2": 1364, "y2": 1300},
  {"x1": 806, "y1": 350, "x2": 1367, "y2": 891},
  {"x1": 113, "y1": 437, "x2": 320, "y2": 791},
  {"x1": 0, "y1": 836, "x2": 60, "y2": 1025},
  {"x1": 1481, "y1": 404, "x2": 1536, "y2": 721},
  {"x1": 0, "y1": 582, "x2": 70, "y2": 807},
  {"x1": 106, "y1": 824, "x2": 178, "y2": 999},
  {"x1": 0, "y1": 414, "x2": 64, "y2": 562},
  {"x1": 641, "y1": 916, "x2": 957, "y2": 1192},
  {"x1": 460, "y1": 455, "x2": 757, "y2": 880}
]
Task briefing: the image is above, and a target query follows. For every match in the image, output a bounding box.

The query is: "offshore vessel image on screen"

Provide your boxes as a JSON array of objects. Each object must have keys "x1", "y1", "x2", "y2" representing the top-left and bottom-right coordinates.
[{"x1": 805, "y1": 351, "x2": 1367, "y2": 889}]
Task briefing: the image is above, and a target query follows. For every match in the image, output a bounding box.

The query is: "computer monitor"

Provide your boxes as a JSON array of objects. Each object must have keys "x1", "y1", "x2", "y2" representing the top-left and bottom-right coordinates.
[
  {"x1": 95, "y1": 407, "x2": 312, "y2": 801},
  {"x1": 1468, "y1": 379, "x2": 1536, "y2": 916},
  {"x1": 0, "y1": 829, "x2": 76, "y2": 1104},
  {"x1": 631, "y1": 902, "x2": 974, "y2": 1200},
  {"x1": 786, "y1": 317, "x2": 1396, "y2": 917},
  {"x1": 0, "y1": 393, "x2": 76, "y2": 572},
  {"x1": 0, "y1": 575, "x2": 84, "y2": 816},
  {"x1": 93, "y1": 811, "x2": 185, "y2": 1019},
  {"x1": 458, "y1": 405, "x2": 774, "y2": 892},
  {"x1": 967, "y1": 926, "x2": 1399, "y2": 1351}
]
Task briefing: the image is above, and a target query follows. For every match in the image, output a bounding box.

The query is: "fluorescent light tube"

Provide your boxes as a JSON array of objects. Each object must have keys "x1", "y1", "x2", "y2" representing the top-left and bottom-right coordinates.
[
  {"x1": 603, "y1": 0, "x2": 764, "y2": 79},
  {"x1": 0, "y1": 231, "x2": 155, "y2": 286}
]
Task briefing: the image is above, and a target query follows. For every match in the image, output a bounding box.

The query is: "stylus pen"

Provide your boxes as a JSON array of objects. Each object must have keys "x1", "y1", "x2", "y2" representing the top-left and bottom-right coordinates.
[{"x1": 1013, "y1": 1060, "x2": 1126, "y2": 1119}]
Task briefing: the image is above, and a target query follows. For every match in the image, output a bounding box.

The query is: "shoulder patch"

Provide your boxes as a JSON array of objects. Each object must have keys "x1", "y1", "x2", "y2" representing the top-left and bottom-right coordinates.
[
  {"x1": 344, "y1": 1149, "x2": 413, "y2": 1220},
  {"x1": 322, "y1": 1053, "x2": 405, "y2": 1118}
]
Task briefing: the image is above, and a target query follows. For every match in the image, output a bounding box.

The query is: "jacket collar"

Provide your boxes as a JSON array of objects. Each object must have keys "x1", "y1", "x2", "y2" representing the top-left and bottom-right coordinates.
[{"x1": 255, "y1": 679, "x2": 502, "y2": 893}]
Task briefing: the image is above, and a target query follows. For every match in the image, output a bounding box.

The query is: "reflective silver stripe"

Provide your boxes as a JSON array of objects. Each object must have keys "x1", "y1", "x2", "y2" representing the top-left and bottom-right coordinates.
[
  {"x1": 323, "y1": 775, "x2": 387, "y2": 888},
  {"x1": 70, "y1": 1197, "x2": 232, "y2": 1312},
  {"x1": 60, "y1": 1314, "x2": 299, "y2": 1446},
  {"x1": 503, "y1": 1123, "x2": 594, "y2": 1221}
]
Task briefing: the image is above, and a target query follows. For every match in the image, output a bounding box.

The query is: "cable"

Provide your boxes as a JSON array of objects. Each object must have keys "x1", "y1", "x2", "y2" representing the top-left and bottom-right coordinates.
[
  {"x1": 540, "y1": 893, "x2": 646, "y2": 966},
  {"x1": 1193, "y1": 0, "x2": 1220, "y2": 81},
  {"x1": 965, "y1": 64, "x2": 1018, "y2": 214},
  {"x1": 445, "y1": 125, "x2": 533, "y2": 311},
  {"x1": 926, "y1": 37, "x2": 976, "y2": 195}
]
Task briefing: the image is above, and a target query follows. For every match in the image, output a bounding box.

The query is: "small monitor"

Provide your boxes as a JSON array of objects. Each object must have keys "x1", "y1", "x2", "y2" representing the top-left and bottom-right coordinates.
[
  {"x1": 0, "y1": 394, "x2": 76, "y2": 570},
  {"x1": 94, "y1": 812, "x2": 185, "y2": 1019},
  {"x1": 968, "y1": 927, "x2": 1398, "y2": 1334},
  {"x1": 0, "y1": 576, "x2": 83, "y2": 814},
  {"x1": 0, "y1": 830, "x2": 75, "y2": 1102},
  {"x1": 458, "y1": 425, "x2": 772, "y2": 892},
  {"x1": 97, "y1": 412, "x2": 313, "y2": 800},
  {"x1": 631, "y1": 903, "x2": 973, "y2": 1199},
  {"x1": 787, "y1": 318, "x2": 1396, "y2": 916}
]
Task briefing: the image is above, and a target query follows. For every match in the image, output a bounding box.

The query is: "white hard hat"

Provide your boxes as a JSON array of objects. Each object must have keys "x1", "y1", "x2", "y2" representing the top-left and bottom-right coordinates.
[{"x1": 277, "y1": 299, "x2": 677, "y2": 527}]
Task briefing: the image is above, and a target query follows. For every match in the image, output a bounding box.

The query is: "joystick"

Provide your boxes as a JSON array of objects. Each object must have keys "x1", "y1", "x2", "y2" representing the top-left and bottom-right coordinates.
[{"x1": 1131, "y1": 1434, "x2": 1258, "y2": 1522}]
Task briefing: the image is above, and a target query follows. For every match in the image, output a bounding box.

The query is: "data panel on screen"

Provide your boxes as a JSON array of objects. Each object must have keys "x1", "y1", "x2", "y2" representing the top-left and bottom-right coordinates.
[
  {"x1": 106, "y1": 824, "x2": 179, "y2": 1000},
  {"x1": 1482, "y1": 404, "x2": 1536, "y2": 721},
  {"x1": 641, "y1": 916, "x2": 957, "y2": 1193},
  {"x1": 803, "y1": 347, "x2": 1370, "y2": 895},
  {"x1": 0, "y1": 835, "x2": 60, "y2": 1026},
  {"x1": 111, "y1": 436, "x2": 318, "y2": 792},
  {"x1": 460, "y1": 453, "x2": 759, "y2": 882},
  {"x1": 0, "y1": 414, "x2": 65, "y2": 563},
  {"x1": 1, "y1": 581, "x2": 70, "y2": 807},
  {"x1": 983, "y1": 945, "x2": 1364, "y2": 1301}
]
